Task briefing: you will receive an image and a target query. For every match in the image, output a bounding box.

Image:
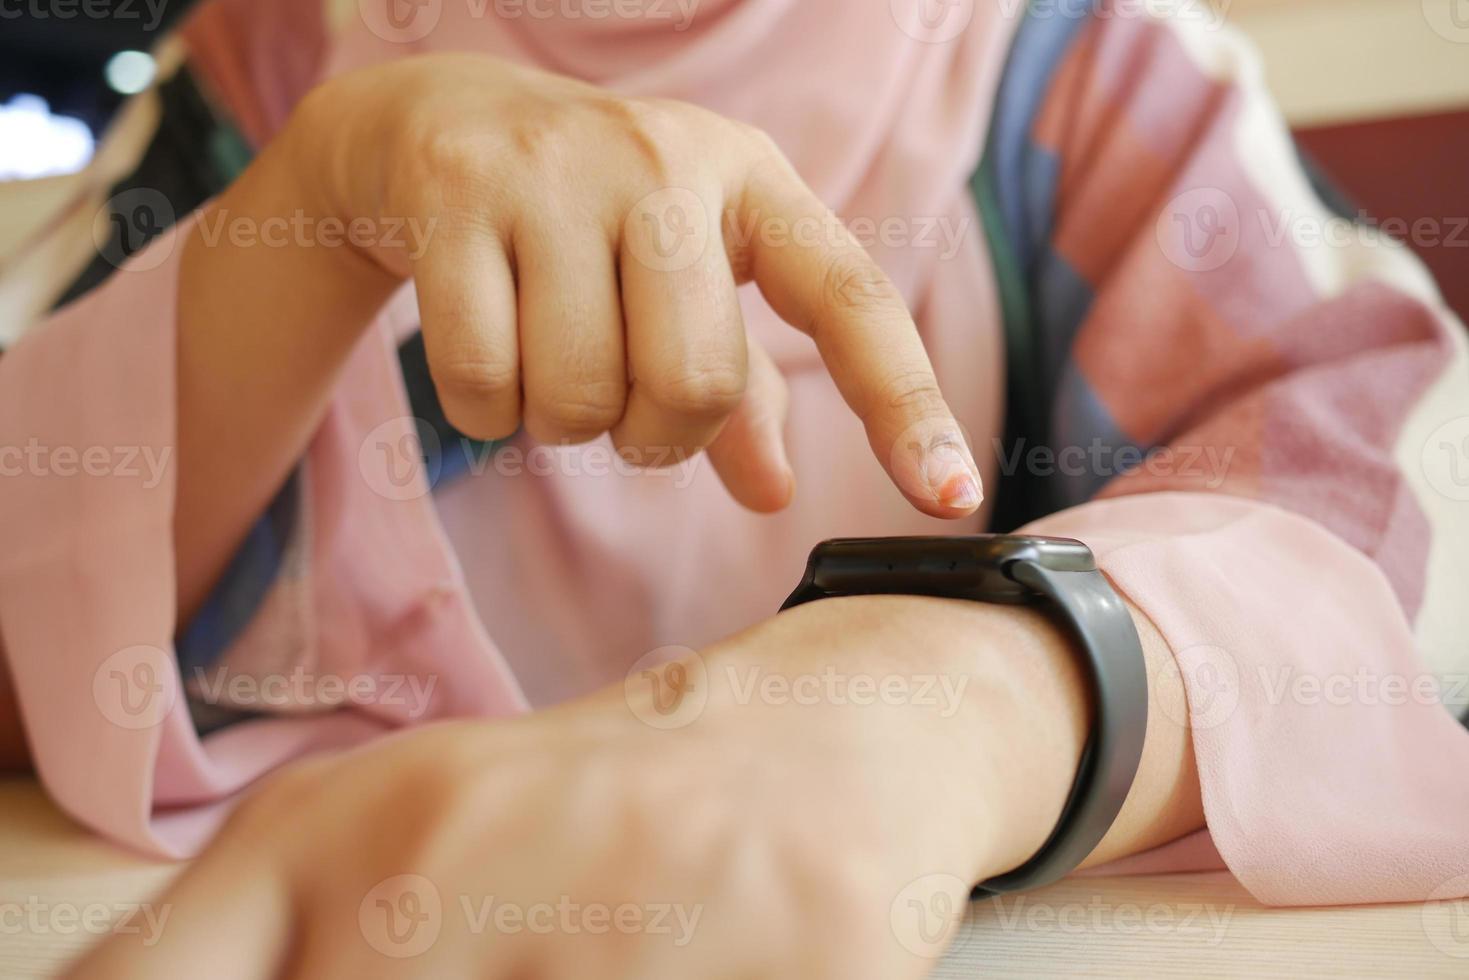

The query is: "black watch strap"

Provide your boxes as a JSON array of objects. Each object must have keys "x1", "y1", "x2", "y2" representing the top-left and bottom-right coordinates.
[
  {"x1": 970, "y1": 560, "x2": 1147, "y2": 897},
  {"x1": 779, "y1": 536, "x2": 1148, "y2": 898}
]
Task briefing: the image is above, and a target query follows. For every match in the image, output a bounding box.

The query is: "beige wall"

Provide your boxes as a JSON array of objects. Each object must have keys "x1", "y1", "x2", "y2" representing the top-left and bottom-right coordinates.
[{"x1": 1219, "y1": 0, "x2": 1469, "y2": 126}]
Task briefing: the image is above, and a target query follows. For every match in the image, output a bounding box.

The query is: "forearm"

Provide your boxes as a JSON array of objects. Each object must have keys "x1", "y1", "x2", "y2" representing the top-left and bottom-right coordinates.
[{"x1": 173, "y1": 115, "x2": 401, "y2": 619}]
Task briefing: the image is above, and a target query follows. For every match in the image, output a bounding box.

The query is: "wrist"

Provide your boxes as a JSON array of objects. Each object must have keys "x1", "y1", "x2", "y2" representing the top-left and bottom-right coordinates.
[
  {"x1": 696, "y1": 596, "x2": 1092, "y2": 887},
  {"x1": 284, "y1": 77, "x2": 417, "y2": 283}
]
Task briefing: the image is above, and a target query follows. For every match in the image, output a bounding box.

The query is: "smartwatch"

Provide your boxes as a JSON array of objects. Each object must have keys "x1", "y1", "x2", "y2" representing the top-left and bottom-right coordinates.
[{"x1": 780, "y1": 535, "x2": 1148, "y2": 898}]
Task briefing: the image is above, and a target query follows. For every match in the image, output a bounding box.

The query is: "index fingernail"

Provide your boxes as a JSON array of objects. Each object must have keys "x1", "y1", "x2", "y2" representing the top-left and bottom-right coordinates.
[
  {"x1": 942, "y1": 472, "x2": 982, "y2": 511},
  {"x1": 924, "y1": 442, "x2": 983, "y2": 511}
]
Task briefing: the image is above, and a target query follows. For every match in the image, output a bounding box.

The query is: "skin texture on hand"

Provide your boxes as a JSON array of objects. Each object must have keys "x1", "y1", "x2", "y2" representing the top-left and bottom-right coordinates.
[
  {"x1": 172, "y1": 53, "x2": 983, "y2": 621},
  {"x1": 65, "y1": 594, "x2": 1202, "y2": 979}
]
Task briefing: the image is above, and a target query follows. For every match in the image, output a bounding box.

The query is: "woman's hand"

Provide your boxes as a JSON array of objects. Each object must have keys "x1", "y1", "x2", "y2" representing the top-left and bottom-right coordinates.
[
  {"x1": 67, "y1": 709, "x2": 930, "y2": 980},
  {"x1": 64, "y1": 596, "x2": 1202, "y2": 979},
  {"x1": 175, "y1": 53, "x2": 981, "y2": 619},
  {"x1": 294, "y1": 55, "x2": 980, "y2": 515}
]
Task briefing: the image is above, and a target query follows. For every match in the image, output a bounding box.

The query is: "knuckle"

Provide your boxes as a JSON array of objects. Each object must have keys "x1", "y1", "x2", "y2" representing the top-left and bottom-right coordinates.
[
  {"x1": 504, "y1": 107, "x2": 576, "y2": 166},
  {"x1": 535, "y1": 384, "x2": 627, "y2": 435},
  {"x1": 418, "y1": 129, "x2": 489, "y2": 182},
  {"x1": 646, "y1": 365, "x2": 747, "y2": 418},
  {"x1": 434, "y1": 348, "x2": 518, "y2": 402},
  {"x1": 876, "y1": 370, "x2": 947, "y2": 417},
  {"x1": 400, "y1": 131, "x2": 502, "y2": 214},
  {"x1": 819, "y1": 251, "x2": 904, "y2": 318}
]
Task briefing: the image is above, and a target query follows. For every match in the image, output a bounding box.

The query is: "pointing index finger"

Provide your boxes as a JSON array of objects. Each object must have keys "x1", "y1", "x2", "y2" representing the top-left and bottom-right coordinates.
[{"x1": 729, "y1": 154, "x2": 982, "y2": 516}]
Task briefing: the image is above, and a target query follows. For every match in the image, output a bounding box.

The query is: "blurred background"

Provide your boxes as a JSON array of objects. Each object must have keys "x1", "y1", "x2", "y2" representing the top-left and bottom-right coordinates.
[
  {"x1": 0, "y1": 2, "x2": 190, "y2": 174},
  {"x1": 1215, "y1": 0, "x2": 1469, "y2": 323},
  {"x1": 1, "y1": 0, "x2": 1466, "y2": 320}
]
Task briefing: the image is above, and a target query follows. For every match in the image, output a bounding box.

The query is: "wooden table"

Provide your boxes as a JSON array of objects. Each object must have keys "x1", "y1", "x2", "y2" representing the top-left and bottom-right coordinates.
[{"x1": 0, "y1": 780, "x2": 1465, "y2": 979}]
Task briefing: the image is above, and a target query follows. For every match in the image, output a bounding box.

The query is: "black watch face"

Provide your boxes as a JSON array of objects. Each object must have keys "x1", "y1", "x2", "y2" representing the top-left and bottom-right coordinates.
[{"x1": 795, "y1": 534, "x2": 1095, "y2": 605}]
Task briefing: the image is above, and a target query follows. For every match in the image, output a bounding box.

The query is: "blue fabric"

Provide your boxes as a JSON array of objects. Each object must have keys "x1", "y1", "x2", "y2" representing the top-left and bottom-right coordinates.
[
  {"x1": 987, "y1": 3, "x2": 1091, "y2": 275},
  {"x1": 979, "y1": 0, "x2": 1152, "y2": 524},
  {"x1": 1033, "y1": 243, "x2": 1094, "y2": 387},
  {"x1": 1052, "y1": 359, "x2": 1139, "y2": 505},
  {"x1": 175, "y1": 468, "x2": 301, "y2": 673}
]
